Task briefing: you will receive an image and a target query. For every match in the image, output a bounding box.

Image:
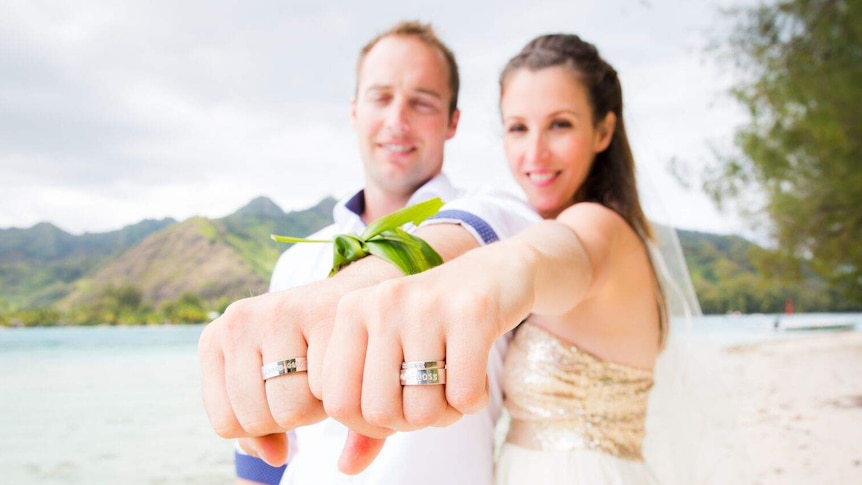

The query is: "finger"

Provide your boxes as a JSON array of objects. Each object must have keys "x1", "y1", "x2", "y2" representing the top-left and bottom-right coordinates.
[
  {"x1": 262, "y1": 321, "x2": 325, "y2": 431},
  {"x1": 360, "y1": 316, "x2": 407, "y2": 431},
  {"x1": 444, "y1": 318, "x2": 492, "y2": 415},
  {"x1": 338, "y1": 431, "x2": 387, "y2": 475},
  {"x1": 323, "y1": 291, "x2": 391, "y2": 439},
  {"x1": 400, "y1": 305, "x2": 449, "y2": 430},
  {"x1": 322, "y1": 293, "x2": 367, "y2": 428},
  {"x1": 305, "y1": 308, "x2": 332, "y2": 401},
  {"x1": 198, "y1": 322, "x2": 243, "y2": 438},
  {"x1": 225, "y1": 339, "x2": 281, "y2": 436}
]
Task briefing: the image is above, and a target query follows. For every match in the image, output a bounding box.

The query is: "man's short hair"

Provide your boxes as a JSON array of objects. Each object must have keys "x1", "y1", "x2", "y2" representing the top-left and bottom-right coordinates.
[{"x1": 356, "y1": 20, "x2": 460, "y2": 118}]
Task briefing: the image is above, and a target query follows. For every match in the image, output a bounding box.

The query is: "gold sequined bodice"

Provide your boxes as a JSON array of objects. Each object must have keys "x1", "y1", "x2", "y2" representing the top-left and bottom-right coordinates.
[{"x1": 503, "y1": 322, "x2": 654, "y2": 461}]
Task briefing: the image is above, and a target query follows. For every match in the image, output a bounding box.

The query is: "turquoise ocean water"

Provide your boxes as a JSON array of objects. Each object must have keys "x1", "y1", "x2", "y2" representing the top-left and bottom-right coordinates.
[
  {"x1": 1, "y1": 314, "x2": 859, "y2": 484},
  {"x1": 0, "y1": 325, "x2": 233, "y2": 485}
]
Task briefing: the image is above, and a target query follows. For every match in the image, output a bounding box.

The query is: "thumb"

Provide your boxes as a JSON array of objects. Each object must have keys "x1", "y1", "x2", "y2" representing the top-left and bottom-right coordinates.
[
  {"x1": 337, "y1": 430, "x2": 387, "y2": 475},
  {"x1": 250, "y1": 433, "x2": 289, "y2": 467}
]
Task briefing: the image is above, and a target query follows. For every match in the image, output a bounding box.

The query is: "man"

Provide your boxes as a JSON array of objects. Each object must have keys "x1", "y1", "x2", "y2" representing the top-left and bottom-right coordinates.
[{"x1": 223, "y1": 21, "x2": 533, "y2": 485}]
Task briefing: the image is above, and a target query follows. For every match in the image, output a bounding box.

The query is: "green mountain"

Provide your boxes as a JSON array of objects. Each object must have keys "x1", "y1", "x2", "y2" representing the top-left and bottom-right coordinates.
[
  {"x1": 59, "y1": 196, "x2": 337, "y2": 311},
  {"x1": 0, "y1": 218, "x2": 175, "y2": 308},
  {"x1": 1, "y1": 196, "x2": 853, "y2": 326},
  {"x1": 0, "y1": 197, "x2": 335, "y2": 322},
  {"x1": 219, "y1": 196, "x2": 335, "y2": 282}
]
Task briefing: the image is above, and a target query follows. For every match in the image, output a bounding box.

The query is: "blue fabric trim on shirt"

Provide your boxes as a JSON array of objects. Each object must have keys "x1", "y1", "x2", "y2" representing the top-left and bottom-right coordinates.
[
  {"x1": 430, "y1": 210, "x2": 499, "y2": 244},
  {"x1": 235, "y1": 451, "x2": 286, "y2": 485}
]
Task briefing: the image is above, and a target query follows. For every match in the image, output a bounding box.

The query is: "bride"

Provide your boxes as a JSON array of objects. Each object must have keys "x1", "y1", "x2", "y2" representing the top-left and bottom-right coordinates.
[{"x1": 491, "y1": 34, "x2": 664, "y2": 484}]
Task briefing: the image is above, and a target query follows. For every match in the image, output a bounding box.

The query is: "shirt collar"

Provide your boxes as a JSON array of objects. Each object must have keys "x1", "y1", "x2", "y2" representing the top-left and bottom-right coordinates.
[{"x1": 333, "y1": 173, "x2": 458, "y2": 228}]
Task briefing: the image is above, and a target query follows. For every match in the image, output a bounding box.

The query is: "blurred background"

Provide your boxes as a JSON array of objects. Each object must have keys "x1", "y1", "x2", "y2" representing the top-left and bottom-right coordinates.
[{"x1": 1, "y1": 0, "x2": 859, "y2": 483}]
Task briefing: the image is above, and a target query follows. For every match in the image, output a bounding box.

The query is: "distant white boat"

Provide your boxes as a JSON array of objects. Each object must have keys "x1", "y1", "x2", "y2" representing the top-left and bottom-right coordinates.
[{"x1": 774, "y1": 318, "x2": 857, "y2": 332}]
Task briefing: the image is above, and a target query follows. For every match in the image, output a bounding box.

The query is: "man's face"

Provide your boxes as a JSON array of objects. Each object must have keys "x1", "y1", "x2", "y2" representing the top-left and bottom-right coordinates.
[{"x1": 351, "y1": 35, "x2": 459, "y2": 200}]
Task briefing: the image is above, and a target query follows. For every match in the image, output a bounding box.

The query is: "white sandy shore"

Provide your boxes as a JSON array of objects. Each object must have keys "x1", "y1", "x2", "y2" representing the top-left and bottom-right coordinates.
[{"x1": 696, "y1": 331, "x2": 862, "y2": 484}]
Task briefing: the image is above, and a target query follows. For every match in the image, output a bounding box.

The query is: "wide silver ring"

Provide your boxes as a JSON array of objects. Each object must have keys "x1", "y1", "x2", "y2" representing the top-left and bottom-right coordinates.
[
  {"x1": 261, "y1": 357, "x2": 308, "y2": 381},
  {"x1": 400, "y1": 367, "x2": 446, "y2": 386},
  {"x1": 401, "y1": 360, "x2": 446, "y2": 370}
]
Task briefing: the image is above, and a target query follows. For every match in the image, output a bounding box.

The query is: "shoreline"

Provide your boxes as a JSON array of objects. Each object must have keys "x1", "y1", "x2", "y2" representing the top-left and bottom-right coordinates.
[{"x1": 4, "y1": 311, "x2": 861, "y2": 329}]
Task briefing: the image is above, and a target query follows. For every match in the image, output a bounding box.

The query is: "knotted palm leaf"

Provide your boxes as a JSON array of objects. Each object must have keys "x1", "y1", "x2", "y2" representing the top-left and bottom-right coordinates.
[{"x1": 271, "y1": 197, "x2": 444, "y2": 276}]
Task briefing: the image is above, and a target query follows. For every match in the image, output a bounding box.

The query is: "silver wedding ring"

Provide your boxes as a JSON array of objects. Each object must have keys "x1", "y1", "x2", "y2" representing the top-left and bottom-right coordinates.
[
  {"x1": 400, "y1": 360, "x2": 446, "y2": 386},
  {"x1": 261, "y1": 357, "x2": 308, "y2": 381},
  {"x1": 401, "y1": 360, "x2": 446, "y2": 370}
]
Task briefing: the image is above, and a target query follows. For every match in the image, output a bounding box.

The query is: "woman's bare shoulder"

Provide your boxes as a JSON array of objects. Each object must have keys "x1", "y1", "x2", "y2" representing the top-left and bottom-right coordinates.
[{"x1": 556, "y1": 202, "x2": 639, "y2": 256}]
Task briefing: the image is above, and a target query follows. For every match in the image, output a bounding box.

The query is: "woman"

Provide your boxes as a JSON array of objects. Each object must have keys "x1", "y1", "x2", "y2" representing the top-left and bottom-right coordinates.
[
  {"x1": 491, "y1": 34, "x2": 663, "y2": 484},
  {"x1": 323, "y1": 34, "x2": 683, "y2": 483}
]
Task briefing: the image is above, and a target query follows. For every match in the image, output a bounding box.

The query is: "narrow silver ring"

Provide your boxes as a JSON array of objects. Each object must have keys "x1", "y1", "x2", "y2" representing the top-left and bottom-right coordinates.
[
  {"x1": 401, "y1": 360, "x2": 446, "y2": 370},
  {"x1": 261, "y1": 357, "x2": 308, "y2": 381},
  {"x1": 400, "y1": 367, "x2": 446, "y2": 386}
]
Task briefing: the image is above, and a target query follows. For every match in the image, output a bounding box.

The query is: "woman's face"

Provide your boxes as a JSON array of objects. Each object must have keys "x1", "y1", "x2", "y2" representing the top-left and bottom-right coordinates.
[{"x1": 501, "y1": 66, "x2": 614, "y2": 219}]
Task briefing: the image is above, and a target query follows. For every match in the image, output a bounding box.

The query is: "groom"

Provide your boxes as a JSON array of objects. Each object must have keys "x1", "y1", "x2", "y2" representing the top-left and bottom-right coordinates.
[{"x1": 224, "y1": 21, "x2": 532, "y2": 485}]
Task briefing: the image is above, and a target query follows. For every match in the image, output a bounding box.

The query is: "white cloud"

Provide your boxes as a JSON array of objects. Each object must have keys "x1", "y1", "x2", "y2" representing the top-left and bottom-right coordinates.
[{"x1": 0, "y1": 0, "x2": 757, "y2": 236}]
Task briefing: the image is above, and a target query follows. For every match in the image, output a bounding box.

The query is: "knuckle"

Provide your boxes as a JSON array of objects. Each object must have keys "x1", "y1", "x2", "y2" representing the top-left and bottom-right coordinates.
[
  {"x1": 323, "y1": 397, "x2": 355, "y2": 423},
  {"x1": 220, "y1": 300, "x2": 254, "y2": 337},
  {"x1": 222, "y1": 314, "x2": 246, "y2": 339},
  {"x1": 270, "y1": 408, "x2": 300, "y2": 431},
  {"x1": 239, "y1": 416, "x2": 275, "y2": 437},
  {"x1": 362, "y1": 407, "x2": 398, "y2": 429},
  {"x1": 272, "y1": 398, "x2": 323, "y2": 430},
  {"x1": 220, "y1": 300, "x2": 242, "y2": 321},
  {"x1": 376, "y1": 278, "x2": 406, "y2": 300},
  {"x1": 458, "y1": 290, "x2": 494, "y2": 320},
  {"x1": 335, "y1": 291, "x2": 364, "y2": 321},
  {"x1": 210, "y1": 413, "x2": 242, "y2": 439},
  {"x1": 373, "y1": 280, "x2": 411, "y2": 314},
  {"x1": 446, "y1": 384, "x2": 486, "y2": 414},
  {"x1": 403, "y1": 406, "x2": 437, "y2": 428}
]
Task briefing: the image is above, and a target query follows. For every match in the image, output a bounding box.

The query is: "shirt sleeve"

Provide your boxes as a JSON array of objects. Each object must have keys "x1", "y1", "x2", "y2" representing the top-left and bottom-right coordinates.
[{"x1": 422, "y1": 190, "x2": 541, "y2": 245}]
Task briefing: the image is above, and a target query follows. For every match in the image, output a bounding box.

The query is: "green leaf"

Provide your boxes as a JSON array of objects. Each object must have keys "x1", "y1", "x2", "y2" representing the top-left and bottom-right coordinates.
[
  {"x1": 414, "y1": 235, "x2": 444, "y2": 269},
  {"x1": 271, "y1": 197, "x2": 445, "y2": 277},
  {"x1": 329, "y1": 234, "x2": 369, "y2": 276},
  {"x1": 361, "y1": 197, "x2": 444, "y2": 240},
  {"x1": 381, "y1": 227, "x2": 424, "y2": 250},
  {"x1": 271, "y1": 234, "x2": 332, "y2": 244},
  {"x1": 366, "y1": 230, "x2": 443, "y2": 275},
  {"x1": 364, "y1": 239, "x2": 415, "y2": 275}
]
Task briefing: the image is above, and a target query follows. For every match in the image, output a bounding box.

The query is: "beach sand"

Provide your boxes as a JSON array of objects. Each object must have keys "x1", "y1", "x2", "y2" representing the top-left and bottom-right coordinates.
[{"x1": 697, "y1": 331, "x2": 862, "y2": 484}]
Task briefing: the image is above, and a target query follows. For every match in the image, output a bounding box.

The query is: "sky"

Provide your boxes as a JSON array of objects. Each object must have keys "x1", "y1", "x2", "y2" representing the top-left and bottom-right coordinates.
[{"x1": 0, "y1": 0, "x2": 754, "y2": 236}]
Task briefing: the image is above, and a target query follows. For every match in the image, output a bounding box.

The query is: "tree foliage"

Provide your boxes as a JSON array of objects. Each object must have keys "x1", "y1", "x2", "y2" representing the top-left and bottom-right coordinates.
[
  {"x1": 706, "y1": 0, "x2": 862, "y2": 304},
  {"x1": 68, "y1": 284, "x2": 158, "y2": 325},
  {"x1": 0, "y1": 285, "x2": 213, "y2": 326},
  {"x1": 161, "y1": 292, "x2": 208, "y2": 324},
  {"x1": 679, "y1": 230, "x2": 855, "y2": 313}
]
